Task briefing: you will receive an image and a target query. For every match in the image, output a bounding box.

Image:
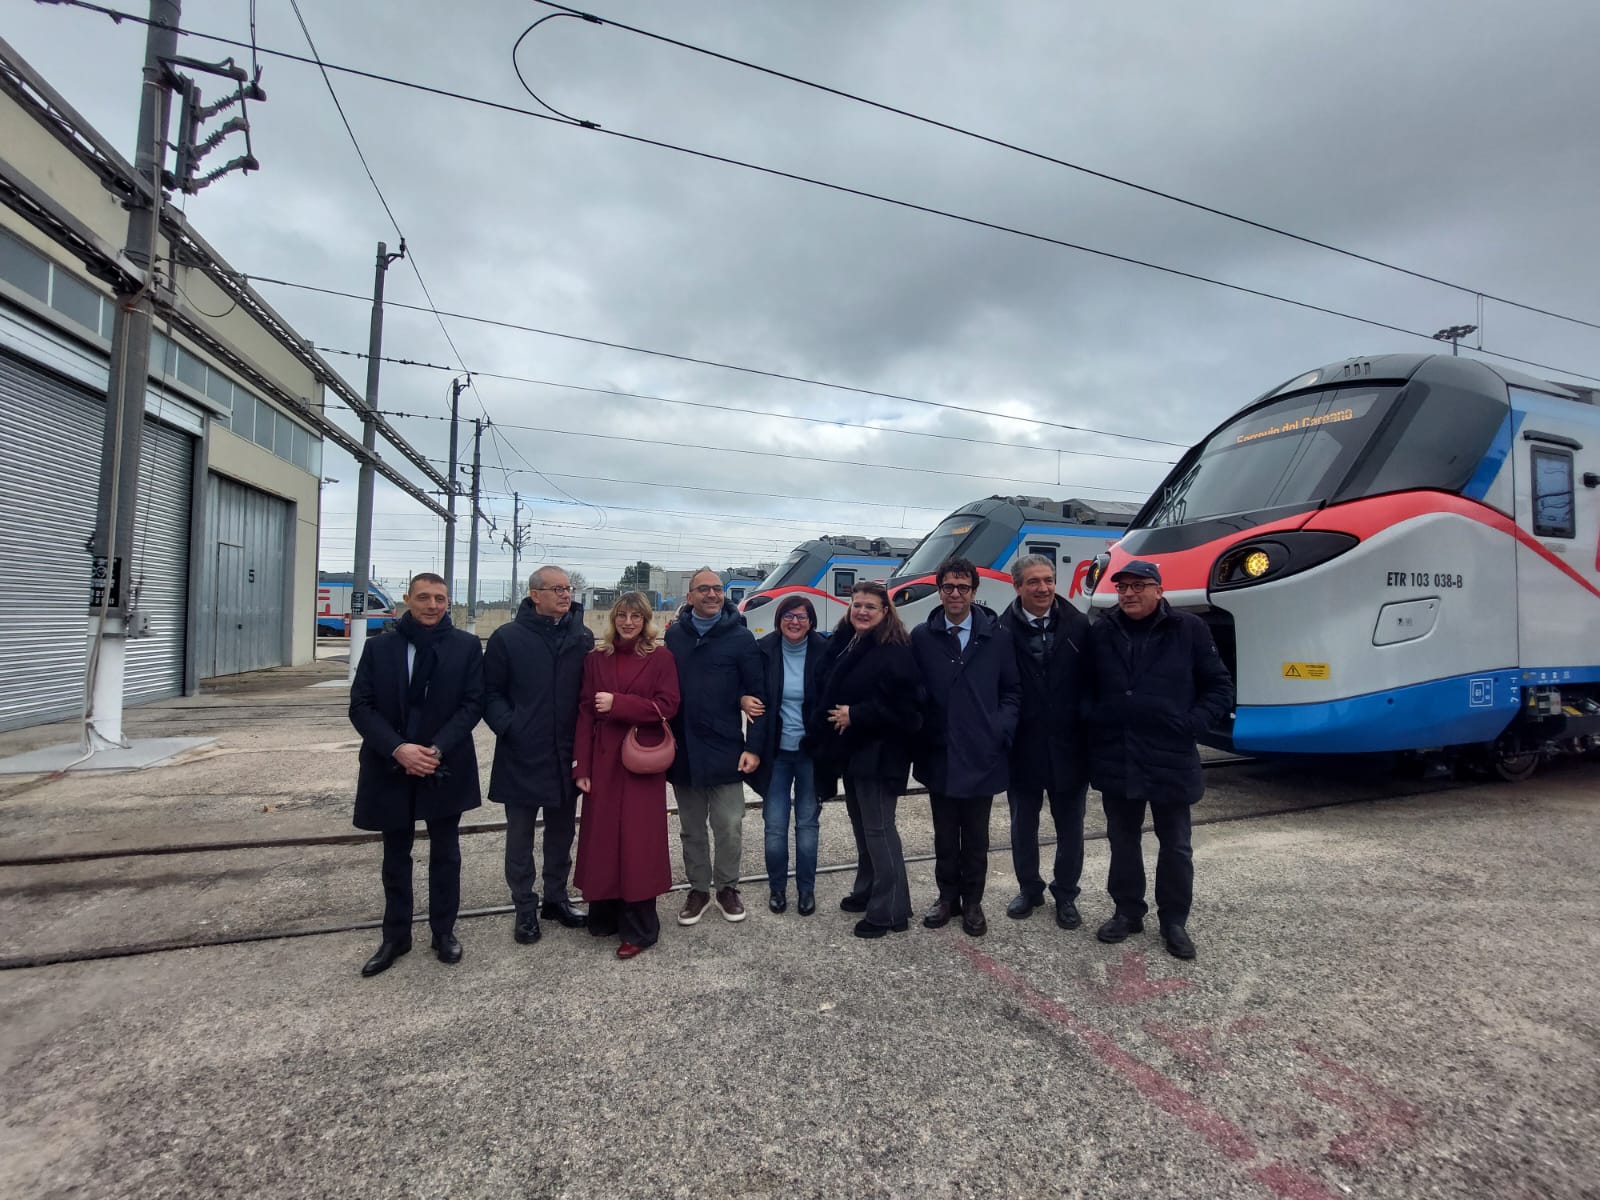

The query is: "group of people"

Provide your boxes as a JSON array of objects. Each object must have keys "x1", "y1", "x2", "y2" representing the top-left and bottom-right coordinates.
[{"x1": 347, "y1": 553, "x2": 1234, "y2": 976}]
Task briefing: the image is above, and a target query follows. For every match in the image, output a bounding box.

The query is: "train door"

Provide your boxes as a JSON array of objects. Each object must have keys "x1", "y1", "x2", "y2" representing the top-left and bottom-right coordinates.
[
  {"x1": 829, "y1": 566, "x2": 857, "y2": 598},
  {"x1": 1512, "y1": 430, "x2": 1589, "y2": 670}
]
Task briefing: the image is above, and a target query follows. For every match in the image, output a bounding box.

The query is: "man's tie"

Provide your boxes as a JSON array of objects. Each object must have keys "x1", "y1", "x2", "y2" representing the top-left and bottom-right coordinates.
[{"x1": 949, "y1": 625, "x2": 964, "y2": 661}]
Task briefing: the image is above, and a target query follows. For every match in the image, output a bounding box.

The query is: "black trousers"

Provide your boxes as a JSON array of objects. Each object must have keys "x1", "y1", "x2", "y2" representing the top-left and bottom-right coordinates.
[
  {"x1": 929, "y1": 792, "x2": 994, "y2": 906},
  {"x1": 380, "y1": 813, "x2": 462, "y2": 942},
  {"x1": 1008, "y1": 781, "x2": 1088, "y2": 903},
  {"x1": 1101, "y1": 791, "x2": 1193, "y2": 926},
  {"x1": 843, "y1": 774, "x2": 912, "y2": 928},
  {"x1": 587, "y1": 898, "x2": 661, "y2": 947},
  {"x1": 504, "y1": 794, "x2": 579, "y2": 917}
]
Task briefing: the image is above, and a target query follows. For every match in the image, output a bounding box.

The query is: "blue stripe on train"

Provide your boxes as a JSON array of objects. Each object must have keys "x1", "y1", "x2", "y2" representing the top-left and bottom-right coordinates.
[{"x1": 1230, "y1": 666, "x2": 1600, "y2": 754}]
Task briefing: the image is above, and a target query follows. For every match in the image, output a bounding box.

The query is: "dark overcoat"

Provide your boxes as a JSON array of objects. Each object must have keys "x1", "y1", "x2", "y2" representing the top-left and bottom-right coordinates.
[
  {"x1": 996, "y1": 595, "x2": 1091, "y2": 793},
  {"x1": 746, "y1": 628, "x2": 829, "y2": 799},
  {"x1": 573, "y1": 643, "x2": 681, "y2": 902},
  {"x1": 483, "y1": 599, "x2": 595, "y2": 809},
  {"x1": 1084, "y1": 599, "x2": 1236, "y2": 805},
  {"x1": 910, "y1": 606, "x2": 1022, "y2": 797},
  {"x1": 803, "y1": 634, "x2": 924, "y2": 797},
  {"x1": 348, "y1": 621, "x2": 483, "y2": 831},
  {"x1": 663, "y1": 601, "x2": 763, "y2": 788}
]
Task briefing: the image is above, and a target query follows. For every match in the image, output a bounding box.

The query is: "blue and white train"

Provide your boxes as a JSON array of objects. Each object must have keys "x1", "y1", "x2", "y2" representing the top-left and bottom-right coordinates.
[{"x1": 1088, "y1": 354, "x2": 1600, "y2": 778}]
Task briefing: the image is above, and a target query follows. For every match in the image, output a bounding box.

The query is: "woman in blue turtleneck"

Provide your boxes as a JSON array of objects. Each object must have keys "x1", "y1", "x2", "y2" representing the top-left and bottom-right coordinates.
[{"x1": 747, "y1": 594, "x2": 829, "y2": 915}]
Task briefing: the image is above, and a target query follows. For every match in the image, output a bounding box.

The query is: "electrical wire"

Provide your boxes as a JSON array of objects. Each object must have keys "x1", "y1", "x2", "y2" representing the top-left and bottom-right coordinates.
[
  {"x1": 319, "y1": 349, "x2": 1179, "y2": 465},
  {"x1": 522, "y1": 0, "x2": 1600, "y2": 336},
  {"x1": 47, "y1": 3, "x2": 1595, "y2": 388}
]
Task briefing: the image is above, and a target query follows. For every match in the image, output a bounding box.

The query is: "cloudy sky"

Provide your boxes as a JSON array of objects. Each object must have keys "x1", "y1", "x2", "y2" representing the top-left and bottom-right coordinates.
[{"x1": 9, "y1": 0, "x2": 1600, "y2": 599}]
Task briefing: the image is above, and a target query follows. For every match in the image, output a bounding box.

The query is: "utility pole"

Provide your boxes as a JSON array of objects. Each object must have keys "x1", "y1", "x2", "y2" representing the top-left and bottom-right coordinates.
[
  {"x1": 348, "y1": 240, "x2": 405, "y2": 683},
  {"x1": 466, "y1": 418, "x2": 483, "y2": 637},
  {"x1": 441, "y1": 375, "x2": 465, "y2": 597},
  {"x1": 508, "y1": 490, "x2": 522, "y2": 606},
  {"x1": 82, "y1": 0, "x2": 180, "y2": 750}
]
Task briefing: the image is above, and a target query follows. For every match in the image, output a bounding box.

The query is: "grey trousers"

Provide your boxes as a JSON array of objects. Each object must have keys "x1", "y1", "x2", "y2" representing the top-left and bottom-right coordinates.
[
  {"x1": 504, "y1": 798, "x2": 577, "y2": 917},
  {"x1": 675, "y1": 782, "x2": 745, "y2": 893}
]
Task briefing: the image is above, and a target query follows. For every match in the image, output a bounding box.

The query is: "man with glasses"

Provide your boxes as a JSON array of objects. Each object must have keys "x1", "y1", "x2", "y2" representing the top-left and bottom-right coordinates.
[
  {"x1": 910, "y1": 556, "x2": 1021, "y2": 937},
  {"x1": 484, "y1": 565, "x2": 596, "y2": 945},
  {"x1": 664, "y1": 568, "x2": 765, "y2": 925},
  {"x1": 1086, "y1": 559, "x2": 1233, "y2": 960}
]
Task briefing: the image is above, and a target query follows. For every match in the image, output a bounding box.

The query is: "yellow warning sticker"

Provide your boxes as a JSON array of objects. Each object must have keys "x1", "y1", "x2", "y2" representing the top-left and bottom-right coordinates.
[{"x1": 1282, "y1": 662, "x2": 1330, "y2": 680}]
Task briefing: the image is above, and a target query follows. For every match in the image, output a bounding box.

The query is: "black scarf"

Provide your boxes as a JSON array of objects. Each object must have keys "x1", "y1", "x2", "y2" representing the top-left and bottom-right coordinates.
[{"x1": 395, "y1": 611, "x2": 453, "y2": 738}]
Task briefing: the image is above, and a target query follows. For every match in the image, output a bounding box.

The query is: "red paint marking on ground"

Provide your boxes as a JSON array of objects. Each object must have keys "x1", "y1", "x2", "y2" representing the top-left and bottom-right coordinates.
[
  {"x1": 956, "y1": 943, "x2": 1340, "y2": 1200},
  {"x1": 1144, "y1": 1021, "x2": 1226, "y2": 1072},
  {"x1": 1095, "y1": 950, "x2": 1192, "y2": 1004},
  {"x1": 1294, "y1": 1042, "x2": 1424, "y2": 1167}
]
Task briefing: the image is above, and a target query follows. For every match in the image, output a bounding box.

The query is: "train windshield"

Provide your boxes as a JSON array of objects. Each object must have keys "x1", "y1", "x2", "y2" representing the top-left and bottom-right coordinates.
[
  {"x1": 898, "y1": 515, "x2": 980, "y2": 577},
  {"x1": 1144, "y1": 386, "x2": 1398, "y2": 528},
  {"x1": 758, "y1": 549, "x2": 810, "y2": 591}
]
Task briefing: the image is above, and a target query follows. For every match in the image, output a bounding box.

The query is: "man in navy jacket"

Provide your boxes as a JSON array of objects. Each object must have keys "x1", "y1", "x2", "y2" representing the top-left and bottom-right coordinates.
[
  {"x1": 911, "y1": 556, "x2": 1021, "y2": 937},
  {"x1": 349, "y1": 572, "x2": 483, "y2": 976},
  {"x1": 1086, "y1": 559, "x2": 1234, "y2": 960},
  {"x1": 664, "y1": 568, "x2": 764, "y2": 925}
]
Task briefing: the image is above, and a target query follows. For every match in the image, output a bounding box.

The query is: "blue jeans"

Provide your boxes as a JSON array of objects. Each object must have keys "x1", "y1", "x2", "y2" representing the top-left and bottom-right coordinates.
[{"x1": 763, "y1": 749, "x2": 819, "y2": 896}]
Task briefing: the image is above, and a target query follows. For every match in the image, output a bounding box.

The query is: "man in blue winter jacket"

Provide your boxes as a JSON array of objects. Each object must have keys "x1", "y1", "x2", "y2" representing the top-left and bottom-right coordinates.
[{"x1": 1086, "y1": 559, "x2": 1234, "y2": 960}]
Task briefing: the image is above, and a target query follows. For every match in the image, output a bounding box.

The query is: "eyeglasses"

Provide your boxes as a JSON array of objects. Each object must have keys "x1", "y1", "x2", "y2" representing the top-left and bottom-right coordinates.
[
  {"x1": 691, "y1": 584, "x2": 724, "y2": 596},
  {"x1": 535, "y1": 585, "x2": 574, "y2": 595},
  {"x1": 1113, "y1": 581, "x2": 1155, "y2": 593},
  {"x1": 938, "y1": 583, "x2": 974, "y2": 595},
  {"x1": 780, "y1": 612, "x2": 810, "y2": 624}
]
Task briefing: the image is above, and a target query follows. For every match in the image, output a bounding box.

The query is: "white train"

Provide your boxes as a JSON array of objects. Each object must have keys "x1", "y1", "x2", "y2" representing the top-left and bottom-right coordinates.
[
  {"x1": 1088, "y1": 354, "x2": 1600, "y2": 778},
  {"x1": 738, "y1": 534, "x2": 918, "y2": 637}
]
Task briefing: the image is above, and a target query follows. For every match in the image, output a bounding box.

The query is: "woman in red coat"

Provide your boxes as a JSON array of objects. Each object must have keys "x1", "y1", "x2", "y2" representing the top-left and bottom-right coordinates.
[{"x1": 574, "y1": 592, "x2": 681, "y2": 959}]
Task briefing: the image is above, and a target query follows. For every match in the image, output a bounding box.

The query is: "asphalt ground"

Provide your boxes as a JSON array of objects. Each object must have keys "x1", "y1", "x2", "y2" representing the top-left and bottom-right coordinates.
[{"x1": 1, "y1": 657, "x2": 1597, "y2": 1199}]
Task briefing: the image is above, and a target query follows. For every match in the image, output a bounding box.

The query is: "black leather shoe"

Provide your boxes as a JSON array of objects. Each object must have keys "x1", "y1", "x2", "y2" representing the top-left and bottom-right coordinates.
[
  {"x1": 430, "y1": 933, "x2": 463, "y2": 964},
  {"x1": 1095, "y1": 913, "x2": 1145, "y2": 943},
  {"x1": 797, "y1": 893, "x2": 816, "y2": 916},
  {"x1": 360, "y1": 939, "x2": 411, "y2": 977},
  {"x1": 769, "y1": 892, "x2": 788, "y2": 914},
  {"x1": 853, "y1": 917, "x2": 910, "y2": 938},
  {"x1": 1162, "y1": 924, "x2": 1197, "y2": 960},
  {"x1": 540, "y1": 898, "x2": 588, "y2": 928},
  {"x1": 922, "y1": 898, "x2": 959, "y2": 929},
  {"x1": 1055, "y1": 900, "x2": 1083, "y2": 930},
  {"x1": 961, "y1": 903, "x2": 988, "y2": 937},
  {"x1": 1006, "y1": 892, "x2": 1044, "y2": 919},
  {"x1": 839, "y1": 893, "x2": 869, "y2": 913},
  {"x1": 513, "y1": 913, "x2": 542, "y2": 944}
]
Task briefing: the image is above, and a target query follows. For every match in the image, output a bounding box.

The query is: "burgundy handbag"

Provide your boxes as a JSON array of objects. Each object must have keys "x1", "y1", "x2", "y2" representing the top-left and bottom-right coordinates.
[{"x1": 621, "y1": 702, "x2": 676, "y2": 775}]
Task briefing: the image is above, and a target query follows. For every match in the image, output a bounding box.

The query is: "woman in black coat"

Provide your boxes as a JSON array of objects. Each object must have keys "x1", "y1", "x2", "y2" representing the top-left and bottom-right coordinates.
[
  {"x1": 805, "y1": 581, "x2": 923, "y2": 939},
  {"x1": 747, "y1": 594, "x2": 829, "y2": 915}
]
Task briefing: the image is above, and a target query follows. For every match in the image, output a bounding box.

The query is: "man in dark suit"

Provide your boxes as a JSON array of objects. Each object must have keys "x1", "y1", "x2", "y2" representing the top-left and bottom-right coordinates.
[
  {"x1": 349, "y1": 571, "x2": 484, "y2": 977},
  {"x1": 910, "y1": 556, "x2": 1021, "y2": 937},
  {"x1": 996, "y1": 553, "x2": 1091, "y2": 931},
  {"x1": 1086, "y1": 559, "x2": 1234, "y2": 960},
  {"x1": 483, "y1": 565, "x2": 595, "y2": 944}
]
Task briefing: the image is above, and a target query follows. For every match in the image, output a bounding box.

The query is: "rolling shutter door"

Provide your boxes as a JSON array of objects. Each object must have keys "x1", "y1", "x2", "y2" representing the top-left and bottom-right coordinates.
[{"x1": 0, "y1": 349, "x2": 192, "y2": 731}]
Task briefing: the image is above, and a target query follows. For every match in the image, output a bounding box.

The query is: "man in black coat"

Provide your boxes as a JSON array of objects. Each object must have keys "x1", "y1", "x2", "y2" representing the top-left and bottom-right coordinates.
[
  {"x1": 1086, "y1": 559, "x2": 1234, "y2": 960},
  {"x1": 664, "y1": 569, "x2": 764, "y2": 926},
  {"x1": 348, "y1": 572, "x2": 484, "y2": 977},
  {"x1": 483, "y1": 565, "x2": 596, "y2": 945},
  {"x1": 910, "y1": 556, "x2": 1021, "y2": 937},
  {"x1": 996, "y1": 553, "x2": 1091, "y2": 931}
]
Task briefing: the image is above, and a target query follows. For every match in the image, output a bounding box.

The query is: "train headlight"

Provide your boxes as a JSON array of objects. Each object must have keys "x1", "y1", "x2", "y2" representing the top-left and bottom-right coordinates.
[
  {"x1": 1243, "y1": 550, "x2": 1271, "y2": 578},
  {"x1": 1211, "y1": 532, "x2": 1359, "y2": 592}
]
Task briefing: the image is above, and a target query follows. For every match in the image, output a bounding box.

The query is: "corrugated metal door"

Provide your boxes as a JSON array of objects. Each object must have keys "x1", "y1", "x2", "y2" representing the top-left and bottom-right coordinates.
[
  {"x1": 201, "y1": 474, "x2": 289, "y2": 676},
  {"x1": 0, "y1": 350, "x2": 193, "y2": 731}
]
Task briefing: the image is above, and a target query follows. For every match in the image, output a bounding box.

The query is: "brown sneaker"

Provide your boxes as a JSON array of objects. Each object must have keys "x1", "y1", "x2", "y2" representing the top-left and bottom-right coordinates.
[
  {"x1": 678, "y1": 889, "x2": 711, "y2": 926},
  {"x1": 715, "y1": 887, "x2": 747, "y2": 922}
]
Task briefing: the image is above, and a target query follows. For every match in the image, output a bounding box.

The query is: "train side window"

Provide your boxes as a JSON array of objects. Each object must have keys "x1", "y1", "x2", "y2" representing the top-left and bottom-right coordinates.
[
  {"x1": 833, "y1": 569, "x2": 856, "y2": 597},
  {"x1": 1531, "y1": 447, "x2": 1576, "y2": 538},
  {"x1": 1024, "y1": 542, "x2": 1058, "y2": 565}
]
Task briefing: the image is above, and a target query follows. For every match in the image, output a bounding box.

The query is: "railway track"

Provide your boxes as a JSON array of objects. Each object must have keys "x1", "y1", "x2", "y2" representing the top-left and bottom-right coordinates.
[{"x1": 0, "y1": 768, "x2": 1465, "y2": 972}]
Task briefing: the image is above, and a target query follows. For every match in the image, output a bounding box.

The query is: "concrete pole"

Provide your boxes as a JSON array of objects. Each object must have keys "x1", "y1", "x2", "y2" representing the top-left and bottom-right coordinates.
[
  {"x1": 84, "y1": 0, "x2": 180, "y2": 750},
  {"x1": 442, "y1": 375, "x2": 462, "y2": 596},
  {"x1": 509, "y1": 490, "x2": 521, "y2": 607},
  {"x1": 466, "y1": 418, "x2": 482, "y2": 636},
  {"x1": 348, "y1": 241, "x2": 391, "y2": 682}
]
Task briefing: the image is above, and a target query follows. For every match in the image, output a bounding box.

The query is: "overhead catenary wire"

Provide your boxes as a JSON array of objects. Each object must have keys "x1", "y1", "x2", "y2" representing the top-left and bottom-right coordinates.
[
  {"x1": 522, "y1": 0, "x2": 1600, "y2": 337},
  {"x1": 46, "y1": 0, "x2": 1600, "y2": 356}
]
